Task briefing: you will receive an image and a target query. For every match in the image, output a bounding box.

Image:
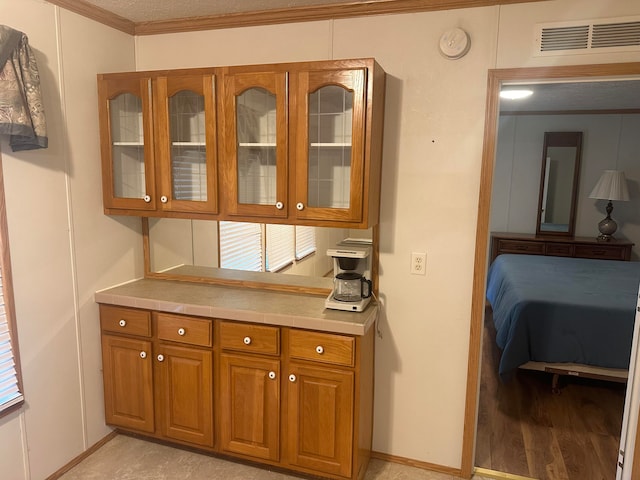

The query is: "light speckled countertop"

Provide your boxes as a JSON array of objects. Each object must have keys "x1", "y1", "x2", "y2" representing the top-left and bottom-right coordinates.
[{"x1": 95, "y1": 278, "x2": 378, "y2": 336}]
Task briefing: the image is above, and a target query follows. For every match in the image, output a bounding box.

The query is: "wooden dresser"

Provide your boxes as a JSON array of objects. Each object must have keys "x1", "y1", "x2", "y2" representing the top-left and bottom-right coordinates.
[{"x1": 490, "y1": 232, "x2": 634, "y2": 263}]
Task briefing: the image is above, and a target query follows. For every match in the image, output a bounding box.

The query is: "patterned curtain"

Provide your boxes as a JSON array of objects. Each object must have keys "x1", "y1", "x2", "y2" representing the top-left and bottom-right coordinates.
[{"x1": 0, "y1": 26, "x2": 47, "y2": 151}]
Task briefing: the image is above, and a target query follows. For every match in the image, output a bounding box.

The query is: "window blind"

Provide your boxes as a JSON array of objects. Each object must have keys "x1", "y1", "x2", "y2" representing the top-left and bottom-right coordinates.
[
  {"x1": 295, "y1": 226, "x2": 316, "y2": 260},
  {"x1": 219, "y1": 223, "x2": 317, "y2": 274},
  {"x1": 0, "y1": 153, "x2": 22, "y2": 414},
  {"x1": 266, "y1": 224, "x2": 294, "y2": 272},
  {"x1": 171, "y1": 149, "x2": 207, "y2": 201},
  {"x1": 219, "y1": 221, "x2": 262, "y2": 271},
  {"x1": 0, "y1": 273, "x2": 21, "y2": 410}
]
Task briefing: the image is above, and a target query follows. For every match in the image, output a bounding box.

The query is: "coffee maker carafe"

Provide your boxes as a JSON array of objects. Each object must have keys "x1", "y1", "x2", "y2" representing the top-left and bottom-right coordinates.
[
  {"x1": 325, "y1": 241, "x2": 372, "y2": 312},
  {"x1": 334, "y1": 272, "x2": 372, "y2": 303}
]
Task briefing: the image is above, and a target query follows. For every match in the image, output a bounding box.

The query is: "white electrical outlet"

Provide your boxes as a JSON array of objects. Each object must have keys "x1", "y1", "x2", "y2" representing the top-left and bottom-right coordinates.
[{"x1": 411, "y1": 252, "x2": 426, "y2": 275}]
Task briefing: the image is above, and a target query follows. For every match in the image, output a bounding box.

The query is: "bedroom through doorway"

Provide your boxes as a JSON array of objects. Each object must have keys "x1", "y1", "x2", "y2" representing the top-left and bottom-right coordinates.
[{"x1": 463, "y1": 63, "x2": 640, "y2": 480}]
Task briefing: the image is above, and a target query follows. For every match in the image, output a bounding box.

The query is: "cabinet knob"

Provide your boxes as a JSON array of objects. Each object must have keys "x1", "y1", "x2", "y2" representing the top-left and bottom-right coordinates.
[
  {"x1": 243, "y1": 336, "x2": 252, "y2": 345},
  {"x1": 119, "y1": 319, "x2": 127, "y2": 327},
  {"x1": 296, "y1": 202, "x2": 304, "y2": 211},
  {"x1": 268, "y1": 371, "x2": 276, "y2": 380},
  {"x1": 315, "y1": 345, "x2": 324, "y2": 355},
  {"x1": 157, "y1": 354, "x2": 165, "y2": 362},
  {"x1": 139, "y1": 351, "x2": 147, "y2": 359},
  {"x1": 177, "y1": 327, "x2": 186, "y2": 336},
  {"x1": 275, "y1": 201, "x2": 284, "y2": 210},
  {"x1": 160, "y1": 195, "x2": 168, "y2": 203},
  {"x1": 288, "y1": 374, "x2": 297, "y2": 383},
  {"x1": 143, "y1": 195, "x2": 151, "y2": 203}
]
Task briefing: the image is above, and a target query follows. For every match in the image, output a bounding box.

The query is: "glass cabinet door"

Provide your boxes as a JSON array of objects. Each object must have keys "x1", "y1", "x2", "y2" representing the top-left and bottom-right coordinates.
[
  {"x1": 295, "y1": 69, "x2": 366, "y2": 223},
  {"x1": 223, "y1": 72, "x2": 288, "y2": 218},
  {"x1": 98, "y1": 77, "x2": 156, "y2": 211},
  {"x1": 155, "y1": 75, "x2": 218, "y2": 213}
]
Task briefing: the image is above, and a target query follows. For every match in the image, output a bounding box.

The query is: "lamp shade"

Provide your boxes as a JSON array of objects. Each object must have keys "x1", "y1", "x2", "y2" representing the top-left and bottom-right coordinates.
[{"x1": 588, "y1": 170, "x2": 630, "y2": 201}]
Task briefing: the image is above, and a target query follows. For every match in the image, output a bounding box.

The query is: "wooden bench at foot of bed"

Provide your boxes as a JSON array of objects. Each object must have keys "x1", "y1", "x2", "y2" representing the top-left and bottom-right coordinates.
[{"x1": 519, "y1": 361, "x2": 628, "y2": 394}]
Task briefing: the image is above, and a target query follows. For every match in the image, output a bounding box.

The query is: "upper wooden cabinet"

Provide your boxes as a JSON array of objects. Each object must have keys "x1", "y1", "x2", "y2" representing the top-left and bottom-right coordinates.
[
  {"x1": 221, "y1": 59, "x2": 385, "y2": 228},
  {"x1": 222, "y1": 71, "x2": 288, "y2": 219},
  {"x1": 98, "y1": 72, "x2": 219, "y2": 216},
  {"x1": 98, "y1": 76, "x2": 156, "y2": 212},
  {"x1": 97, "y1": 59, "x2": 385, "y2": 228},
  {"x1": 293, "y1": 68, "x2": 367, "y2": 224},
  {"x1": 154, "y1": 74, "x2": 218, "y2": 214}
]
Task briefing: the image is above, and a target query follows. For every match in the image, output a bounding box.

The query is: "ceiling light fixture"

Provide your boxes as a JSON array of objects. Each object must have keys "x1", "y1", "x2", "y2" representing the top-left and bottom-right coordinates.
[{"x1": 499, "y1": 89, "x2": 534, "y2": 100}]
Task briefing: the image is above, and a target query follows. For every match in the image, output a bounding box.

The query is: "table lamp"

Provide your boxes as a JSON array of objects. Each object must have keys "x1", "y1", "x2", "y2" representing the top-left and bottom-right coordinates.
[{"x1": 588, "y1": 170, "x2": 630, "y2": 242}]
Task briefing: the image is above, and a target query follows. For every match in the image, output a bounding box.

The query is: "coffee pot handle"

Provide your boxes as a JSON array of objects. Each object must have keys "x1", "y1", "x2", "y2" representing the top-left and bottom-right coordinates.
[{"x1": 361, "y1": 278, "x2": 372, "y2": 298}]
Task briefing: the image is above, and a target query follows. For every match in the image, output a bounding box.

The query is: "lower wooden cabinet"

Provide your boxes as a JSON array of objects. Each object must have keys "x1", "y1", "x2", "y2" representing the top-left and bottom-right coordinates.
[
  {"x1": 156, "y1": 344, "x2": 213, "y2": 447},
  {"x1": 99, "y1": 304, "x2": 374, "y2": 480},
  {"x1": 219, "y1": 353, "x2": 280, "y2": 461},
  {"x1": 101, "y1": 334, "x2": 154, "y2": 433},
  {"x1": 287, "y1": 364, "x2": 355, "y2": 478}
]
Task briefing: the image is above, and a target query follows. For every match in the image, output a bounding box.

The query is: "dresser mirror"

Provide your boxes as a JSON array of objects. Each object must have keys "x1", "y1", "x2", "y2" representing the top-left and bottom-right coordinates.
[
  {"x1": 536, "y1": 131, "x2": 583, "y2": 236},
  {"x1": 143, "y1": 217, "x2": 372, "y2": 292}
]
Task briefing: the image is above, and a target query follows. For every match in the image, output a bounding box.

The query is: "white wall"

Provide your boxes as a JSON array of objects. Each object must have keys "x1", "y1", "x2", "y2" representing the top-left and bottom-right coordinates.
[
  {"x1": 137, "y1": 7, "x2": 499, "y2": 467},
  {"x1": 137, "y1": 1, "x2": 640, "y2": 468},
  {"x1": 0, "y1": 2, "x2": 139, "y2": 479},
  {"x1": 492, "y1": 113, "x2": 640, "y2": 258},
  {"x1": 1, "y1": 0, "x2": 640, "y2": 478}
]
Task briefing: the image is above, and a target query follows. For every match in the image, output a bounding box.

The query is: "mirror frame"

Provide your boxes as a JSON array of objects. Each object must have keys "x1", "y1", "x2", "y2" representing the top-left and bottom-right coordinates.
[{"x1": 535, "y1": 131, "x2": 583, "y2": 237}]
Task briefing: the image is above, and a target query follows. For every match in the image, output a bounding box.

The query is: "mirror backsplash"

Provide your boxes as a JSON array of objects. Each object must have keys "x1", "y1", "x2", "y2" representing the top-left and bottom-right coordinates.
[{"x1": 148, "y1": 217, "x2": 372, "y2": 283}]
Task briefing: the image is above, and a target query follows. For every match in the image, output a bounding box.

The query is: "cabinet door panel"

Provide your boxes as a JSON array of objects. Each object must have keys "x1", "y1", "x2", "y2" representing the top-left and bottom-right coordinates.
[
  {"x1": 220, "y1": 353, "x2": 280, "y2": 461},
  {"x1": 98, "y1": 76, "x2": 156, "y2": 211},
  {"x1": 287, "y1": 364, "x2": 354, "y2": 477},
  {"x1": 223, "y1": 72, "x2": 288, "y2": 218},
  {"x1": 295, "y1": 69, "x2": 366, "y2": 223},
  {"x1": 157, "y1": 344, "x2": 213, "y2": 447},
  {"x1": 155, "y1": 74, "x2": 218, "y2": 214},
  {"x1": 101, "y1": 335, "x2": 154, "y2": 432}
]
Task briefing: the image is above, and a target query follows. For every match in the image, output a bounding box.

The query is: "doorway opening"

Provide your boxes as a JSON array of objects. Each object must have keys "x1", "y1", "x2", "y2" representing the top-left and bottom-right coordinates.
[{"x1": 461, "y1": 62, "x2": 640, "y2": 479}]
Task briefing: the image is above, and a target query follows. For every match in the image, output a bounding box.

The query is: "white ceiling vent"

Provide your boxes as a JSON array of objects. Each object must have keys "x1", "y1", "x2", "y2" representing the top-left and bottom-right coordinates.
[{"x1": 534, "y1": 16, "x2": 640, "y2": 56}]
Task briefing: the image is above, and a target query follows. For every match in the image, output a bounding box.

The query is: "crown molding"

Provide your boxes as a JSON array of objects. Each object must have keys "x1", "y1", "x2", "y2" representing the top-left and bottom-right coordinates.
[
  {"x1": 47, "y1": 0, "x2": 135, "y2": 34},
  {"x1": 47, "y1": 0, "x2": 545, "y2": 36}
]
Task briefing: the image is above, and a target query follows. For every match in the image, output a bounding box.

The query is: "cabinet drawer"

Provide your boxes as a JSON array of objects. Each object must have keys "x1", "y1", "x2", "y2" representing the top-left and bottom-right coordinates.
[
  {"x1": 575, "y1": 245, "x2": 626, "y2": 261},
  {"x1": 289, "y1": 330, "x2": 355, "y2": 367},
  {"x1": 156, "y1": 313, "x2": 212, "y2": 347},
  {"x1": 100, "y1": 305, "x2": 151, "y2": 337},
  {"x1": 219, "y1": 322, "x2": 280, "y2": 356},
  {"x1": 545, "y1": 243, "x2": 574, "y2": 257},
  {"x1": 497, "y1": 240, "x2": 544, "y2": 256}
]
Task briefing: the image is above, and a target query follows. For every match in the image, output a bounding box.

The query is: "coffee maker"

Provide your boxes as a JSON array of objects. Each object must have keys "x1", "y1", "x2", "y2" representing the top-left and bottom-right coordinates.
[{"x1": 325, "y1": 241, "x2": 372, "y2": 312}]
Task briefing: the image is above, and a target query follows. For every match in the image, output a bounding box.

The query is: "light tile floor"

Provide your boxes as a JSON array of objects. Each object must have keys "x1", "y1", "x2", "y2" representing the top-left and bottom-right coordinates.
[{"x1": 57, "y1": 435, "x2": 496, "y2": 480}]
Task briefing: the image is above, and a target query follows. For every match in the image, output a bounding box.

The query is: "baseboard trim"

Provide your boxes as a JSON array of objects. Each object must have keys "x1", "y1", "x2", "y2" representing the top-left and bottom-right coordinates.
[
  {"x1": 370, "y1": 450, "x2": 463, "y2": 477},
  {"x1": 45, "y1": 430, "x2": 118, "y2": 480},
  {"x1": 473, "y1": 467, "x2": 538, "y2": 480}
]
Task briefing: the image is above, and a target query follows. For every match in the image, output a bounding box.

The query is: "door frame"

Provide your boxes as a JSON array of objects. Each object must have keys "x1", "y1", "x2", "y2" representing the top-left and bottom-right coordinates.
[{"x1": 460, "y1": 62, "x2": 640, "y2": 478}]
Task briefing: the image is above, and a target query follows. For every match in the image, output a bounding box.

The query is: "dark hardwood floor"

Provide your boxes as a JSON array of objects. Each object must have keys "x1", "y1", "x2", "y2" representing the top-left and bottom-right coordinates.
[{"x1": 475, "y1": 307, "x2": 626, "y2": 480}]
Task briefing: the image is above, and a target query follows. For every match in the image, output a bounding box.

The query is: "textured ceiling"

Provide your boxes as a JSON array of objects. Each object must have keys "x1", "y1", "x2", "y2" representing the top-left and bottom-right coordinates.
[{"x1": 80, "y1": 0, "x2": 366, "y2": 22}]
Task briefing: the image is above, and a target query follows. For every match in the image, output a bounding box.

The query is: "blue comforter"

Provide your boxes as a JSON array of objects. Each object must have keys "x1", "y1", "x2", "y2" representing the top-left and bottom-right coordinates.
[{"x1": 486, "y1": 254, "x2": 640, "y2": 379}]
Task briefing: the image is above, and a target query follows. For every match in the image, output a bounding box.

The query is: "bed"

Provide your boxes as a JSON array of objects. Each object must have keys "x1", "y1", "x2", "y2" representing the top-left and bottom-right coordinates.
[{"x1": 486, "y1": 253, "x2": 640, "y2": 385}]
